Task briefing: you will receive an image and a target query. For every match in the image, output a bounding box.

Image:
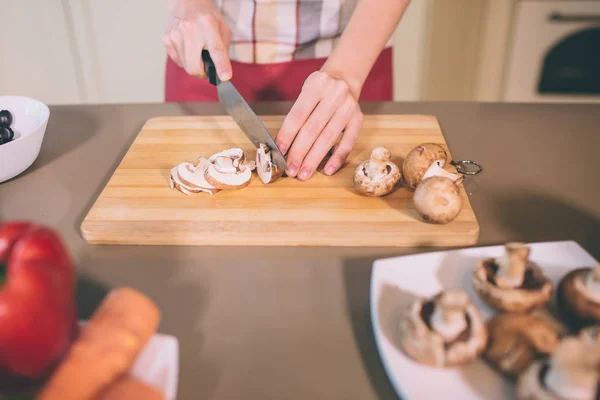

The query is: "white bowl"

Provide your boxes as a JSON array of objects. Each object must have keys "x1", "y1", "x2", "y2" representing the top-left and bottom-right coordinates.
[{"x1": 0, "y1": 96, "x2": 50, "y2": 183}]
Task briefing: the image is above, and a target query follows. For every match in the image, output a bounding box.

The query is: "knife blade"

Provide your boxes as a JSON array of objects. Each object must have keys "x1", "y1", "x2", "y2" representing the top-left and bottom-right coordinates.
[{"x1": 202, "y1": 50, "x2": 289, "y2": 171}]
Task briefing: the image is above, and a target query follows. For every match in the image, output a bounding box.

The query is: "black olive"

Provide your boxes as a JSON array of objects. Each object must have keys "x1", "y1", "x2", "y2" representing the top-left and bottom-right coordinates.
[
  {"x1": 0, "y1": 126, "x2": 12, "y2": 144},
  {"x1": 0, "y1": 110, "x2": 13, "y2": 127}
]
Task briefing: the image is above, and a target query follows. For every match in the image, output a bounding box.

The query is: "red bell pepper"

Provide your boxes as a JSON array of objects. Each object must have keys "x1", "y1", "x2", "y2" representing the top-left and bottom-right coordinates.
[{"x1": 0, "y1": 222, "x2": 77, "y2": 381}]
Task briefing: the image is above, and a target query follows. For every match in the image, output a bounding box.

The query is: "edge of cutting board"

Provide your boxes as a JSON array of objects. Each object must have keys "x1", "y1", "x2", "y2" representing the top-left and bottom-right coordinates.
[{"x1": 80, "y1": 114, "x2": 481, "y2": 247}]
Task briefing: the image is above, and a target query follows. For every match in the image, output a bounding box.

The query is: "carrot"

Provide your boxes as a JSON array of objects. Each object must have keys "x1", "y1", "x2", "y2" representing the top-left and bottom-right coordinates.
[
  {"x1": 93, "y1": 376, "x2": 165, "y2": 400},
  {"x1": 37, "y1": 287, "x2": 160, "y2": 400}
]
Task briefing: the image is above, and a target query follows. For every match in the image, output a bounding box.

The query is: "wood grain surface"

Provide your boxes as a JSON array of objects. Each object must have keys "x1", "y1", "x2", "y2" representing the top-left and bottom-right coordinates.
[{"x1": 81, "y1": 115, "x2": 479, "y2": 246}]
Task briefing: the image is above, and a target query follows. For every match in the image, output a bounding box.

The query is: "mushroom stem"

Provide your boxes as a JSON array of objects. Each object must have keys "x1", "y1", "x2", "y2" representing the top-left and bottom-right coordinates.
[
  {"x1": 494, "y1": 242, "x2": 530, "y2": 289},
  {"x1": 581, "y1": 264, "x2": 600, "y2": 303},
  {"x1": 365, "y1": 147, "x2": 391, "y2": 181},
  {"x1": 430, "y1": 290, "x2": 469, "y2": 342},
  {"x1": 544, "y1": 337, "x2": 600, "y2": 400},
  {"x1": 214, "y1": 156, "x2": 237, "y2": 174},
  {"x1": 422, "y1": 160, "x2": 464, "y2": 185}
]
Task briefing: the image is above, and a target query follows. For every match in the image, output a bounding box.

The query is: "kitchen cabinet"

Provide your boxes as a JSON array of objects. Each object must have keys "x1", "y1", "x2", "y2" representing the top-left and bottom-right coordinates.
[
  {"x1": 0, "y1": 0, "x2": 83, "y2": 105},
  {"x1": 67, "y1": 0, "x2": 169, "y2": 104}
]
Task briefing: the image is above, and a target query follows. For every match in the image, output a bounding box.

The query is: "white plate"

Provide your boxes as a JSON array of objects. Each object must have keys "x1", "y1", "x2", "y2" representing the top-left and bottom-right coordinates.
[
  {"x1": 370, "y1": 241, "x2": 598, "y2": 400},
  {"x1": 130, "y1": 332, "x2": 179, "y2": 400},
  {"x1": 79, "y1": 321, "x2": 179, "y2": 400}
]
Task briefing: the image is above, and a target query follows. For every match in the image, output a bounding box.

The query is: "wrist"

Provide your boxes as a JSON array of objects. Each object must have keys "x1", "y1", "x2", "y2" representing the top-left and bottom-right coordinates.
[{"x1": 320, "y1": 61, "x2": 365, "y2": 100}]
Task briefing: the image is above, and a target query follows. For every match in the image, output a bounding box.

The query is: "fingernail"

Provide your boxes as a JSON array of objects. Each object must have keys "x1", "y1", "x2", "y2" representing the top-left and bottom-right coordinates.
[
  {"x1": 325, "y1": 165, "x2": 337, "y2": 175},
  {"x1": 219, "y1": 70, "x2": 231, "y2": 81},
  {"x1": 287, "y1": 163, "x2": 298, "y2": 176},
  {"x1": 298, "y1": 168, "x2": 312, "y2": 180}
]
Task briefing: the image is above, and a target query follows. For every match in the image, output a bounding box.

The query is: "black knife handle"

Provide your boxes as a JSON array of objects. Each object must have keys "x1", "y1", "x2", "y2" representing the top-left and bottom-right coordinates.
[{"x1": 202, "y1": 50, "x2": 218, "y2": 86}]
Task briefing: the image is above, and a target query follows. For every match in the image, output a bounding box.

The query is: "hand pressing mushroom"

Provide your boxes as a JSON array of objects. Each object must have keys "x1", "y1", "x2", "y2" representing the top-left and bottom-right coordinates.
[
  {"x1": 472, "y1": 242, "x2": 553, "y2": 312},
  {"x1": 256, "y1": 143, "x2": 284, "y2": 184},
  {"x1": 402, "y1": 143, "x2": 463, "y2": 190},
  {"x1": 516, "y1": 336, "x2": 600, "y2": 400},
  {"x1": 204, "y1": 148, "x2": 256, "y2": 190},
  {"x1": 397, "y1": 289, "x2": 488, "y2": 367},
  {"x1": 413, "y1": 176, "x2": 463, "y2": 224},
  {"x1": 557, "y1": 264, "x2": 600, "y2": 330},
  {"x1": 353, "y1": 146, "x2": 401, "y2": 197},
  {"x1": 484, "y1": 313, "x2": 560, "y2": 378}
]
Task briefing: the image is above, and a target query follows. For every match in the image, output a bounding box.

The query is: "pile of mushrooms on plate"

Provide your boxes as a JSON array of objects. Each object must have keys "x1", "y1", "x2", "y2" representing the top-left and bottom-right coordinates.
[
  {"x1": 394, "y1": 242, "x2": 600, "y2": 400},
  {"x1": 352, "y1": 143, "x2": 466, "y2": 224},
  {"x1": 169, "y1": 145, "x2": 283, "y2": 195}
]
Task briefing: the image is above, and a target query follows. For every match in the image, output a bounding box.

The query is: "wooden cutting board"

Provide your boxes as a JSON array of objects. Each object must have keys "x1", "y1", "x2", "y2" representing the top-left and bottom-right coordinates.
[{"x1": 81, "y1": 115, "x2": 479, "y2": 247}]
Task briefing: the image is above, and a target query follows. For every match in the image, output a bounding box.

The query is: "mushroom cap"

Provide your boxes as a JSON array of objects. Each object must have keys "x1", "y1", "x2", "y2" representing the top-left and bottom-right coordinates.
[
  {"x1": 413, "y1": 176, "x2": 463, "y2": 224},
  {"x1": 256, "y1": 143, "x2": 284, "y2": 184},
  {"x1": 353, "y1": 147, "x2": 401, "y2": 197},
  {"x1": 516, "y1": 337, "x2": 600, "y2": 400},
  {"x1": 516, "y1": 359, "x2": 557, "y2": 400},
  {"x1": 397, "y1": 290, "x2": 488, "y2": 367},
  {"x1": 402, "y1": 143, "x2": 448, "y2": 189},
  {"x1": 557, "y1": 268, "x2": 600, "y2": 330},
  {"x1": 484, "y1": 313, "x2": 560, "y2": 378},
  {"x1": 472, "y1": 257, "x2": 553, "y2": 313}
]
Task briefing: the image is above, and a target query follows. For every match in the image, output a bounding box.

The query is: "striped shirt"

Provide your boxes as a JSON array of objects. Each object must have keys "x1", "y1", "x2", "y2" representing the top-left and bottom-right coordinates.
[{"x1": 212, "y1": 0, "x2": 359, "y2": 64}]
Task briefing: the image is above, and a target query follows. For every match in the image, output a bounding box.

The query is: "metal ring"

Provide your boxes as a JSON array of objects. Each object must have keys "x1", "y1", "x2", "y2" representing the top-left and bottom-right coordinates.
[{"x1": 450, "y1": 160, "x2": 483, "y2": 175}]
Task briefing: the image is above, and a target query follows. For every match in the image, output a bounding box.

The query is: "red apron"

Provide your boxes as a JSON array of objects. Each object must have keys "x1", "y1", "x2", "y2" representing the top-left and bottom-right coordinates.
[{"x1": 164, "y1": 47, "x2": 393, "y2": 102}]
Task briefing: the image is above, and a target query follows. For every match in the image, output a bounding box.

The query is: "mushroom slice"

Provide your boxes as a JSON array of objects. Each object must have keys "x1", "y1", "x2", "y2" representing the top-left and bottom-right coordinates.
[
  {"x1": 413, "y1": 176, "x2": 463, "y2": 224},
  {"x1": 484, "y1": 313, "x2": 560, "y2": 378},
  {"x1": 516, "y1": 336, "x2": 600, "y2": 400},
  {"x1": 204, "y1": 149, "x2": 253, "y2": 190},
  {"x1": 170, "y1": 162, "x2": 219, "y2": 195},
  {"x1": 580, "y1": 326, "x2": 600, "y2": 343},
  {"x1": 472, "y1": 243, "x2": 553, "y2": 312},
  {"x1": 176, "y1": 159, "x2": 220, "y2": 194},
  {"x1": 256, "y1": 143, "x2": 283, "y2": 184},
  {"x1": 402, "y1": 143, "x2": 462, "y2": 190},
  {"x1": 397, "y1": 289, "x2": 488, "y2": 367},
  {"x1": 353, "y1": 146, "x2": 401, "y2": 197},
  {"x1": 557, "y1": 264, "x2": 600, "y2": 330}
]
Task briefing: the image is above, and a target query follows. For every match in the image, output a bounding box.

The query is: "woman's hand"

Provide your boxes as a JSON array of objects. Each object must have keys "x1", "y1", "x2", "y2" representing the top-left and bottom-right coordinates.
[
  {"x1": 163, "y1": 0, "x2": 232, "y2": 81},
  {"x1": 275, "y1": 71, "x2": 364, "y2": 180}
]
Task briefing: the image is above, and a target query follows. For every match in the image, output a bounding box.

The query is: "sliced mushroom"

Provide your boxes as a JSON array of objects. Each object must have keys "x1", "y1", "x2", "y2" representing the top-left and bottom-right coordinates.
[
  {"x1": 204, "y1": 148, "x2": 254, "y2": 190},
  {"x1": 256, "y1": 143, "x2": 283, "y2": 184},
  {"x1": 397, "y1": 289, "x2": 488, "y2": 367},
  {"x1": 484, "y1": 313, "x2": 560, "y2": 378},
  {"x1": 402, "y1": 143, "x2": 463, "y2": 190},
  {"x1": 557, "y1": 264, "x2": 600, "y2": 330},
  {"x1": 516, "y1": 336, "x2": 600, "y2": 400},
  {"x1": 413, "y1": 176, "x2": 463, "y2": 224},
  {"x1": 170, "y1": 160, "x2": 220, "y2": 195},
  {"x1": 353, "y1": 146, "x2": 401, "y2": 197},
  {"x1": 472, "y1": 242, "x2": 553, "y2": 312}
]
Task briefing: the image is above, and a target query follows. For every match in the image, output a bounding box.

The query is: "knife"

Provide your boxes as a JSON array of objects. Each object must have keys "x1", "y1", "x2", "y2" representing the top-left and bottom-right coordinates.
[{"x1": 202, "y1": 50, "x2": 289, "y2": 171}]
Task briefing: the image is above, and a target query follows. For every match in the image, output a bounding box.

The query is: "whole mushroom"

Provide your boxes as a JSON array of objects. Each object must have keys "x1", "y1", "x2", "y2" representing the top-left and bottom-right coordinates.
[
  {"x1": 402, "y1": 143, "x2": 463, "y2": 190},
  {"x1": 397, "y1": 289, "x2": 488, "y2": 367},
  {"x1": 472, "y1": 242, "x2": 553, "y2": 312},
  {"x1": 413, "y1": 176, "x2": 463, "y2": 224},
  {"x1": 204, "y1": 148, "x2": 256, "y2": 190},
  {"x1": 516, "y1": 336, "x2": 600, "y2": 400},
  {"x1": 256, "y1": 143, "x2": 284, "y2": 184},
  {"x1": 353, "y1": 146, "x2": 401, "y2": 197},
  {"x1": 484, "y1": 313, "x2": 560, "y2": 378},
  {"x1": 557, "y1": 264, "x2": 600, "y2": 330}
]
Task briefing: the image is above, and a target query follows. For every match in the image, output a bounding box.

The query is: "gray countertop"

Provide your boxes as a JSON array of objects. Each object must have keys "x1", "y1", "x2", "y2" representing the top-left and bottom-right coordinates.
[{"x1": 1, "y1": 102, "x2": 599, "y2": 399}]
